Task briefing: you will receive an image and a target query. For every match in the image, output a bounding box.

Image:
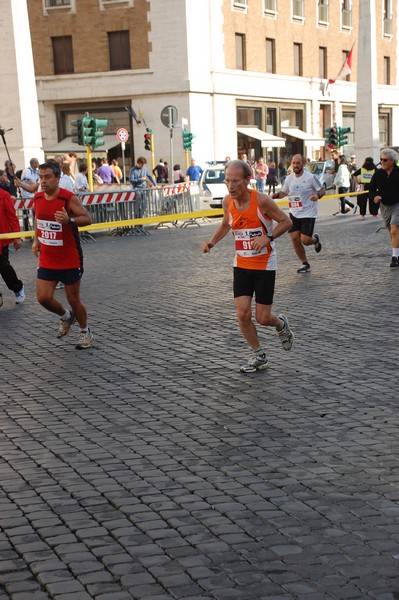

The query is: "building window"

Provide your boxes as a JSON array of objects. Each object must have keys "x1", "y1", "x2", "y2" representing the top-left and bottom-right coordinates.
[
  {"x1": 232, "y1": 0, "x2": 248, "y2": 10},
  {"x1": 108, "y1": 30, "x2": 131, "y2": 71},
  {"x1": 292, "y1": 0, "x2": 304, "y2": 21},
  {"x1": 319, "y1": 47, "x2": 327, "y2": 79},
  {"x1": 99, "y1": 0, "x2": 134, "y2": 8},
  {"x1": 342, "y1": 50, "x2": 351, "y2": 81},
  {"x1": 51, "y1": 36, "x2": 74, "y2": 74},
  {"x1": 383, "y1": 0, "x2": 393, "y2": 35},
  {"x1": 379, "y1": 113, "x2": 390, "y2": 147},
  {"x1": 264, "y1": 0, "x2": 277, "y2": 15},
  {"x1": 383, "y1": 56, "x2": 390, "y2": 84},
  {"x1": 266, "y1": 38, "x2": 276, "y2": 73},
  {"x1": 43, "y1": 0, "x2": 76, "y2": 14},
  {"x1": 341, "y1": 0, "x2": 352, "y2": 29},
  {"x1": 235, "y1": 33, "x2": 246, "y2": 70},
  {"x1": 237, "y1": 107, "x2": 261, "y2": 127},
  {"x1": 266, "y1": 108, "x2": 277, "y2": 134},
  {"x1": 294, "y1": 43, "x2": 303, "y2": 76},
  {"x1": 318, "y1": 0, "x2": 329, "y2": 24}
]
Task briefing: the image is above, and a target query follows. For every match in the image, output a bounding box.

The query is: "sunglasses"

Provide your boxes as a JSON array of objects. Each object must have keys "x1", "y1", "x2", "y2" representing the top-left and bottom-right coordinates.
[{"x1": 380, "y1": 158, "x2": 391, "y2": 162}]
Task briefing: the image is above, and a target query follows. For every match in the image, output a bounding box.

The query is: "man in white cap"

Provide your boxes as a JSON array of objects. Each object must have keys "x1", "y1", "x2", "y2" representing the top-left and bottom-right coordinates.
[{"x1": 349, "y1": 155, "x2": 357, "y2": 193}]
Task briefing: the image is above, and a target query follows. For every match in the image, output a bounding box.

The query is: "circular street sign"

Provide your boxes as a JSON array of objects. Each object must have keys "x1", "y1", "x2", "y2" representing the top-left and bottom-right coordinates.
[
  {"x1": 160, "y1": 105, "x2": 178, "y2": 128},
  {"x1": 116, "y1": 128, "x2": 129, "y2": 143}
]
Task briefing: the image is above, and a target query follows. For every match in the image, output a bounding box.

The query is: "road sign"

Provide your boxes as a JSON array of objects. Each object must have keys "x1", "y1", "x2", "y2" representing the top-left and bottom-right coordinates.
[
  {"x1": 160, "y1": 105, "x2": 178, "y2": 128},
  {"x1": 116, "y1": 128, "x2": 129, "y2": 143}
]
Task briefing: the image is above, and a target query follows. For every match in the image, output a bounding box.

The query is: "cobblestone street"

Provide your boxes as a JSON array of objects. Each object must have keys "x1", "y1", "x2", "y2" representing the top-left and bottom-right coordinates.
[{"x1": 1, "y1": 210, "x2": 399, "y2": 600}]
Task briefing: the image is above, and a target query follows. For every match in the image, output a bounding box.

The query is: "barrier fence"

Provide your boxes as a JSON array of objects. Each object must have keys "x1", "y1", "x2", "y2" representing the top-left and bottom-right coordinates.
[{"x1": 1, "y1": 187, "x2": 369, "y2": 241}]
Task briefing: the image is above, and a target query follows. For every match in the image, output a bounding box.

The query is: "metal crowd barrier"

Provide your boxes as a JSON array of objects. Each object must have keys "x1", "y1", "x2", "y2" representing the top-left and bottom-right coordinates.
[{"x1": 13, "y1": 183, "x2": 201, "y2": 238}]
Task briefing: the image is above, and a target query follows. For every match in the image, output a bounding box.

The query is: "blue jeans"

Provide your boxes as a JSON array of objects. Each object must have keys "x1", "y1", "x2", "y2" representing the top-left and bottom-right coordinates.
[{"x1": 256, "y1": 179, "x2": 265, "y2": 193}]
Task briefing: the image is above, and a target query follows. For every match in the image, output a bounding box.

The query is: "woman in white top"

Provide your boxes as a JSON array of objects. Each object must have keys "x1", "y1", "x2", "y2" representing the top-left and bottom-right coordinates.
[
  {"x1": 334, "y1": 155, "x2": 356, "y2": 214},
  {"x1": 75, "y1": 163, "x2": 89, "y2": 192}
]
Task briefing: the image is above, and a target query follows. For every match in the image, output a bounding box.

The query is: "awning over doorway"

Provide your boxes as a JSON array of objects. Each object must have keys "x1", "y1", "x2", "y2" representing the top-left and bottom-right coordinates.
[
  {"x1": 44, "y1": 135, "x2": 120, "y2": 154},
  {"x1": 237, "y1": 127, "x2": 286, "y2": 148},
  {"x1": 281, "y1": 127, "x2": 325, "y2": 144}
]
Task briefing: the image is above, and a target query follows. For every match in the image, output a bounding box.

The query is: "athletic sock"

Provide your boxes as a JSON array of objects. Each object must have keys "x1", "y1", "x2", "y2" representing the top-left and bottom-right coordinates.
[
  {"x1": 79, "y1": 327, "x2": 89, "y2": 333},
  {"x1": 61, "y1": 309, "x2": 71, "y2": 321},
  {"x1": 254, "y1": 347, "x2": 265, "y2": 356},
  {"x1": 392, "y1": 248, "x2": 399, "y2": 257}
]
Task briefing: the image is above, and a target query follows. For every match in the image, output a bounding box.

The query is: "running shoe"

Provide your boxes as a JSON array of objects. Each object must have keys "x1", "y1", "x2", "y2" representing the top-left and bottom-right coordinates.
[
  {"x1": 276, "y1": 314, "x2": 294, "y2": 351},
  {"x1": 389, "y1": 257, "x2": 399, "y2": 268},
  {"x1": 353, "y1": 205, "x2": 358, "y2": 214},
  {"x1": 240, "y1": 352, "x2": 268, "y2": 373},
  {"x1": 55, "y1": 282, "x2": 65, "y2": 290},
  {"x1": 56, "y1": 311, "x2": 76, "y2": 338},
  {"x1": 297, "y1": 263, "x2": 311, "y2": 273},
  {"x1": 15, "y1": 285, "x2": 25, "y2": 304},
  {"x1": 75, "y1": 328, "x2": 94, "y2": 349},
  {"x1": 314, "y1": 233, "x2": 322, "y2": 253}
]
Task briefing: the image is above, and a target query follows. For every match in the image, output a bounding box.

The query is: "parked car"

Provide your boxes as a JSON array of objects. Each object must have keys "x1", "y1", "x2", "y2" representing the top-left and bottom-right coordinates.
[
  {"x1": 199, "y1": 163, "x2": 228, "y2": 210},
  {"x1": 305, "y1": 159, "x2": 335, "y2": 190}
]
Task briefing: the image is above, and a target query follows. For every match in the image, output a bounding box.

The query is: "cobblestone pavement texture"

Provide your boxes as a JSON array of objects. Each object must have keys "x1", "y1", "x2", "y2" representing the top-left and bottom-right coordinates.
[{"x1": 0, "y1": 205, "x2": 399, "y2": 600}]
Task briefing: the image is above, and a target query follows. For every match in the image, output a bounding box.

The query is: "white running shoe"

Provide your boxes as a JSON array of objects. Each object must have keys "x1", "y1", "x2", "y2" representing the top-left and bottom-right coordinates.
[
  {"x1": 276, "y1": 314, "x2": 294, "y2": 351},
  {"x1": 57, "y1": 311, "x2": 76, "y2": 338},
  {"x1": 240, "y1": 352, "x2": 268, "y2": 373},
  {"x1": 15, "y1": 285, "x2": 25, "y2": 304},
  {"x1": 75, "y1": 328, "x2": 94, "y2": 349}
]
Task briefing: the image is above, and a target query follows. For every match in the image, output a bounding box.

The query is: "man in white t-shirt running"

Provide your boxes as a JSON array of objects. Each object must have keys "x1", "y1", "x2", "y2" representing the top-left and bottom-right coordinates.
[{"x1": 273, "y1": 154, "x2": 325, "y2": 273}]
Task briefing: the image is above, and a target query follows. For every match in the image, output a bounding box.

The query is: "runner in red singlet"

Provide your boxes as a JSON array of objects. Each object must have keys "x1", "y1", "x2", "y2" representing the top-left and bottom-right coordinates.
[
  {"x1": 201, "y1": 159, "x2": 294, "y2": 372},
  {"x1": 32, "y1": 162, "x2": 93, "y2": 349}
]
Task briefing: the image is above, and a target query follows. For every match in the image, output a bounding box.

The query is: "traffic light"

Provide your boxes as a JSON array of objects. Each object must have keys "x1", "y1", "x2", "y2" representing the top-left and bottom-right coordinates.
[
  {"x1": 71, "y1": 119, "x2": 83, "y2": 146},
  {"x1": 182, "y1": 129, "x2": 195, "y2": 151},
  {"x1": 144, "y1": 128, "x2": 152, "y2": 151},
  {"x1": 329, "y1": 126, "x2": 338, "y2": 148},
  {"x1": 90, "y1": 118, "x2": 109, "y2": 149},
  {"x1": 338, "y1": 126, "x2": 351, "y2": 147}
]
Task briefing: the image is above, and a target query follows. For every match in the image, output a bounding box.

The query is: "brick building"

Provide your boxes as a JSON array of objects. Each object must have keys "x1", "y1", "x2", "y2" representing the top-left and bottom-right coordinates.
[{"x1": 2, "y1": 0, "x2": 399, "y2": 171}]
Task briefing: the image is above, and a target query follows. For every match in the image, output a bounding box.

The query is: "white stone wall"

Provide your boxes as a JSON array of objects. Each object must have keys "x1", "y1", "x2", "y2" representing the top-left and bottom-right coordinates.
[{"x1": 0, "y1": 0, "x2": 44, "y2": 168}]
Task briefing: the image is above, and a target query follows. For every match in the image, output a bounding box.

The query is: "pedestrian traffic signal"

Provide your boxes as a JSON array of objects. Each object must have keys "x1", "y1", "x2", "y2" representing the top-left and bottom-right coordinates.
[
  {"x1": 338, "y1": 126, "x2": 351, "y2": 147},
  {"x1": 144, "y1": 128, "x2": 152, "y2": 151},
  {"x1": 182, "y1": 129, "x2": 195, "y2": 151}
]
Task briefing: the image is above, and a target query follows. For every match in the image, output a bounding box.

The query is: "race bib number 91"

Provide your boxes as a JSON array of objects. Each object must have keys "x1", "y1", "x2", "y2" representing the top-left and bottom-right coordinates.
[
  {"x1": 37, "y1": 219, "x2": 63, "y2": 246},
  {"x1": 233, "y1": 228, "x2": 267, "y2": 257}
]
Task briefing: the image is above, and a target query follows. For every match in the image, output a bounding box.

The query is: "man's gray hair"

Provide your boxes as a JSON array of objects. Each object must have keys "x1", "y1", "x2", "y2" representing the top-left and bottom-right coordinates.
[
  {"x1": 225, "y1": 159, "x2": 252, "y2": 179},
  {"x1": 380, "y1": 148, "x2": 398, "y2": 162}
]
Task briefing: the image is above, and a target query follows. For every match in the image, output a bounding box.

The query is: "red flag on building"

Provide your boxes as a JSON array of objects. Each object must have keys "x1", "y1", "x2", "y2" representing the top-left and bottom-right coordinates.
[{"x1": 328, "y1": 45, "x2": 354, "y2": 86}]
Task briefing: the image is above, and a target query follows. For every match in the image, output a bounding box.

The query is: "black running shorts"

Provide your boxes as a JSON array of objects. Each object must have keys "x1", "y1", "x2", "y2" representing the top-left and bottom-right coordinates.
[
  {"x1": 233, "y1": 267, "x2": 276, "y2": 305},
  {"x1": 37, "y1": 267, "x2": 83, "y2": 285},
  {"x1": 288, "y1": 214, "x2": 316, "y2": 237}
]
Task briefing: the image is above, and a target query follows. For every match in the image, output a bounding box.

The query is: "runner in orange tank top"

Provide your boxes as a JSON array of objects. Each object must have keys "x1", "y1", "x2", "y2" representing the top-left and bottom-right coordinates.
[
  {"x1": 32, "y1": 161, "x2": 94, "y2": 349},
  {"x1": 201, "y1": 159, "x2": 295, "y2": 373}
]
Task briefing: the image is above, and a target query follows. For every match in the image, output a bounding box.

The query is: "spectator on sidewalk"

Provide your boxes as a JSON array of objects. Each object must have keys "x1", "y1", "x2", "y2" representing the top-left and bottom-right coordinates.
[{"x1": 0, "y1": 188, "x2": 25, "y2": 306}]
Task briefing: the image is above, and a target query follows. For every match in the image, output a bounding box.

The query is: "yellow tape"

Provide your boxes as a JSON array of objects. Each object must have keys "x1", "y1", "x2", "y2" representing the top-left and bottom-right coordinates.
[{"x1": 0, "y1": 190, "x2": 369, "y2": 240}]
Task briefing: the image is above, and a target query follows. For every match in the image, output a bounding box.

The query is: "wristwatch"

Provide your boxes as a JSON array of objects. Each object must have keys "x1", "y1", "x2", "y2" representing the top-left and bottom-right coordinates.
[
  {"x1": 68, "y1": 217, "x2": 76, "y2": 225},
  {"x1": 267, "y1": 232, "x2": 274, "y2": 242}
]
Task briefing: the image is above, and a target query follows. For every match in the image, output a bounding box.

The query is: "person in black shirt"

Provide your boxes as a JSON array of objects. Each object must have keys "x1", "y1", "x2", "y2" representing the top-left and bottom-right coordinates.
[{"x1": 369, "y1": 148, "x2": 399, "y2": 267}]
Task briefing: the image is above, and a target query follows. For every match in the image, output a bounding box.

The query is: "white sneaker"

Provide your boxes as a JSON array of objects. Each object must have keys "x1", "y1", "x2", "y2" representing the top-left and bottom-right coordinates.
[
  {"x1": 276, "y1": 314, "x2": 294, "y2": 351},
  {"x1": 75, "y1": 328, "x2": 94, "y2": 349},
  {"x1": 240, "y1": 352, "x2": 268, "y2": 373},
  {"x1": 15, "y1": 285, "x2": 25, "y2": 304},
  {"x1": 57, "y1": 311, "x2": 76, "y2": 338}
]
